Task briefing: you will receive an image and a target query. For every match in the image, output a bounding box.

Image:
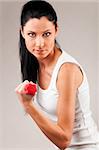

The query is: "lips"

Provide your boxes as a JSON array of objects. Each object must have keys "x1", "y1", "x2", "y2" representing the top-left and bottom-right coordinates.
[
  {"x1": 35, "y1": 49, "x2": 44, "y2": 52},
  {"x1": 36, "y1": 49, "x2": 43, "y2": 51}
]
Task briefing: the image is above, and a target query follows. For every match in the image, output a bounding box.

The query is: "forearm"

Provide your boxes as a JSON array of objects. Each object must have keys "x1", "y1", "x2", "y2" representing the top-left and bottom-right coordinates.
[{"x1": 25, "y1": 103, "x2": 69, "y2": 149}]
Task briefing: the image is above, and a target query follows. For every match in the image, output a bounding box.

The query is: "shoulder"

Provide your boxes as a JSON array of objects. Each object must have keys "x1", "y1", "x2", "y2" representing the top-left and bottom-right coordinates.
[
  {"x1": 59, "y1": 62, "x2": 81, "y2": 75},
  {"x1": 57, "y1": 62, "x2": 83, "y2": 90}
]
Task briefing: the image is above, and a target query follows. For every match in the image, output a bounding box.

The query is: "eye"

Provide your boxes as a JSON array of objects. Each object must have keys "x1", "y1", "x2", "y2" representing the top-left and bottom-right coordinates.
[
  {"x1": 43, "y1": 32, "x2": 51, "y2": 37},
  {"x1": 28, "y1": 32, "x2": 36, "y2": 38}
]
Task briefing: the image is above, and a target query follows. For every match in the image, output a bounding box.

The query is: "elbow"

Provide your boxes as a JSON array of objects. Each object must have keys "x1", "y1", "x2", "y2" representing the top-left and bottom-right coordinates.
[
  {"x1": 58, "y1": 140, "x2": 70, "y2": 150},
  {"x1": 57, "y1": 136, "x2": 71, "y2": 150}
]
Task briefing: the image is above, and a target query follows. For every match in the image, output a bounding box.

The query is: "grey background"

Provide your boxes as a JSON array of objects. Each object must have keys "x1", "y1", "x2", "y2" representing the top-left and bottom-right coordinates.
[{"x1": 0, "y1": 0, "x2": 99, "y2": 149}]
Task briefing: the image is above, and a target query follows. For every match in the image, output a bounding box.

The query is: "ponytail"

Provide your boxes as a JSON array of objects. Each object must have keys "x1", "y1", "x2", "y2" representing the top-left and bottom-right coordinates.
[{"x1": 19, "y1": 31, "x2": 39, "y2": 83}]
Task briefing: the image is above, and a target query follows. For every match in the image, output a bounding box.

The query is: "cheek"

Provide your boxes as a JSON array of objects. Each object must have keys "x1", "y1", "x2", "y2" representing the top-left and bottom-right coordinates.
[
  {"x1": 25, "y1": 39, "x2": 34, "y2": 51},
  {"x1": 47, "y1": 38, "x2": 55, "y2": 48}
]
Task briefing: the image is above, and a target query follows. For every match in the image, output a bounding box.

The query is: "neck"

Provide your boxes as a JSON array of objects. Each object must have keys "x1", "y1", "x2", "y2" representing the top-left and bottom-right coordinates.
[{"x1": 38, "y1": 47, "x2": 57, "y2": 69}]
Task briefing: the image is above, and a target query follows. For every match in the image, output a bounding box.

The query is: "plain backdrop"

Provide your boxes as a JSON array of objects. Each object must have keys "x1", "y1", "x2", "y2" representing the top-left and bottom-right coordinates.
[{"x1": 0, "y1": 0, "x2": 99, "y2": 150}]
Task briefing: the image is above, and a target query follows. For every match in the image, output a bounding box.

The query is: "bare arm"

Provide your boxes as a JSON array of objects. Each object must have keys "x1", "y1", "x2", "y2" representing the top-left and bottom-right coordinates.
[{"x1": 17, "y1": 63, "x2": 83, "y2": 149}]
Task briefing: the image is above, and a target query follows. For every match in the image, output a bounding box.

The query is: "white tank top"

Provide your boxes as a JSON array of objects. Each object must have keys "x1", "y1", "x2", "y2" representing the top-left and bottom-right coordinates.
[{"x1": 34, "y1": 50, "x2": 99, "y2": 147}]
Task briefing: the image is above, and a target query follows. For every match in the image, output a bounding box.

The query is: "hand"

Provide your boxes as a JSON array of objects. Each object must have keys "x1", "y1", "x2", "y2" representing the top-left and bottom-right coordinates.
[{"x1": 15, "y1": 80, "x2": 37, "y2": 112}]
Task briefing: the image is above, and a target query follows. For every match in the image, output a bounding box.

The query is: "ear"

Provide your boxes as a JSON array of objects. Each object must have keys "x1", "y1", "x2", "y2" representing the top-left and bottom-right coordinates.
[{"x1": 20, "y1": 27, "x2": 25, "y2": 39}]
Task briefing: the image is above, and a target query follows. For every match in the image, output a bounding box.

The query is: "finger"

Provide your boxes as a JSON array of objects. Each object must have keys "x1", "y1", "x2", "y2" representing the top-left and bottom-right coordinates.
[
  {"x1": 15, "y1": 82, "x2": 23, "y2": 92},
  {"x1": 15, "y1": 80, "x2": 29, "y2": 93}
]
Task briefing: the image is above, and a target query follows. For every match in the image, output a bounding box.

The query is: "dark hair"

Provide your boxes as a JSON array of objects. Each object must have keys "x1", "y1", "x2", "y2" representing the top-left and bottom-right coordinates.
[{"x1": 20, "y1": 0, "x2": 58, "y2": 83}]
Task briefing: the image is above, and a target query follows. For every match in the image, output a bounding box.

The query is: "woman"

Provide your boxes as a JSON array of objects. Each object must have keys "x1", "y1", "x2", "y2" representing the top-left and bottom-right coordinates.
[{"x1": 15, "y1": 0, "x2": 99, "y2": 149}]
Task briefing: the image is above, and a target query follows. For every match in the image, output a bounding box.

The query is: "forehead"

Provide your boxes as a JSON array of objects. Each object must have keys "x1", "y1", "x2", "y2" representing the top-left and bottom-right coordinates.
[{"x1": 23, "y1": 16, "x2": 55, "y2": 32}]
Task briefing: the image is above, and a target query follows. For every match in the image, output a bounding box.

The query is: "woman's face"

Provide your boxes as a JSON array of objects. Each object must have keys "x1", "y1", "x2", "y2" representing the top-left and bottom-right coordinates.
[{"x1": 21, "y1": 16, "x2": 58, "y2": 60}]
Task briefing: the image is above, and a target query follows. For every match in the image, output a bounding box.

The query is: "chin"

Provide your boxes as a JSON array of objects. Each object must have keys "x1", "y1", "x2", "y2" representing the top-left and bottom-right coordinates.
[{"x1": 32, "y1": 53, "x2": 45, "y2": 60}]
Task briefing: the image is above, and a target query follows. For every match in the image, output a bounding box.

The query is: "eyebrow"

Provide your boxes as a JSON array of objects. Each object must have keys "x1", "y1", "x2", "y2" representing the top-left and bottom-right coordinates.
[{"x1": 27, "y1": 29, "x2": 51, "y2": 33}]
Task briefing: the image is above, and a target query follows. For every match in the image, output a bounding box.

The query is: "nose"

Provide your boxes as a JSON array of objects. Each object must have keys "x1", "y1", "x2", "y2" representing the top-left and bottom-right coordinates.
[{"x1": 35, "y1": 36, "x2": 44, "y2": 48}]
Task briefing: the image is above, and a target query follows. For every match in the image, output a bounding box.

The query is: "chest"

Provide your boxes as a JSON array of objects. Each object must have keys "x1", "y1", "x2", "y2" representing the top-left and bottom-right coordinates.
[
  {"x1": 36, "y1": 85, "x2": 59, "y2": 118},
  {"x1": 38, "y1": 68, "x2": 53, "y2": 90}
]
